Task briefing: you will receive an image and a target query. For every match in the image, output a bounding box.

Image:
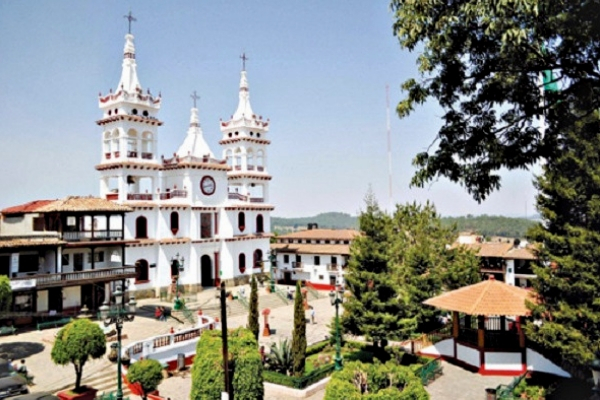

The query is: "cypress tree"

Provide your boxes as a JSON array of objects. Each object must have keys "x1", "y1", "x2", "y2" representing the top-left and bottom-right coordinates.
[
  {"x1": 248, "y1": 275, "x2": 259, "y2": 341},
  {"x1": 291, "y1": 280, "x2": 306, "y2": 377},
  {"x1": 525, "y1": 113, "x2": 600, "y2": 376}
]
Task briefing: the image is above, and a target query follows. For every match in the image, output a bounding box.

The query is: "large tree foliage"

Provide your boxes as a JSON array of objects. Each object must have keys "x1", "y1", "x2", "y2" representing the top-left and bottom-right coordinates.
[
  {"x1": 342, "y1": 194, "x2": 403, "y2": 345},
  {"x1": 247, "y1": 275, "x2": 259, "y2": 341},
  {"x1": 344, "y1": 197, "x2": 479, "y2": 341},
  {"x1": 50, "y1": 319, "x2": 106, "y2": 391},
  {"x1": 191, "y1": 328, "x2": 263, "y2": 400},
  {"x1": 0, "y1": 276, "x2": 11, "y2": 314},
  {"x1": 127, "y1": 359, "x2": 164, "y2": 400},
  {"x1": 390, "y1": 0, "x2": 600, "y2": 201},
  {"x1": 525, "y1": 113, "x2": 600, "y2": 376},
  {"x1": 291, "y1": 280, "x2": 306, "y2": 377}
]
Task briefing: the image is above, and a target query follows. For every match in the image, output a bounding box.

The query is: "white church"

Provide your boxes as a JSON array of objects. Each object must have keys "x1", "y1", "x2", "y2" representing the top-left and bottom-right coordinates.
[{"x1": 95, "y1": 32, "x2": 273, "y2": 297}]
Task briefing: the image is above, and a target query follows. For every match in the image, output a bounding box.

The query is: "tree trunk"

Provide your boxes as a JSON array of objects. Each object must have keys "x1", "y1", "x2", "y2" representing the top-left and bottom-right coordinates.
[{"x1": 75, "y1": 364, "x2": 82, "y2": 391}]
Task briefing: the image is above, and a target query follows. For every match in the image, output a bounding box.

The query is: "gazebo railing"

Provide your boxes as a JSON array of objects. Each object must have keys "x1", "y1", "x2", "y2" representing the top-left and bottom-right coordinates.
[
  {"x1": 485, "y1": 331, "x2": 520, "y2": 350},
  {"x1": 458, "y1": 327, "x2": 478, "y2": 346}
]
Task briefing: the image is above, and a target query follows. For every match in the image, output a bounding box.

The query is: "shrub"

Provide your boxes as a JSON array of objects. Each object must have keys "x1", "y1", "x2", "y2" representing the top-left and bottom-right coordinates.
[
  {"x1": 190, "y1": 327, "x2": 263, "y2": 400},
  {"x1": 247, "y1": 275, "x2": 259, "y2": 341},
  {"x1": 265, "y1": 339, "x2": 293, "y2": 375},
  {"x1": 291, "y1": 280, "x2": 306, "y2": 377},
  {"x1": 51, "y1": 318, "x2": 106, "y2": 391},
  {"x1": 127, "y1": 359, "x2": 163, "y2": 400},
  {"x1": 306, "y1": 340, "x2": 330, "y2": 356}
]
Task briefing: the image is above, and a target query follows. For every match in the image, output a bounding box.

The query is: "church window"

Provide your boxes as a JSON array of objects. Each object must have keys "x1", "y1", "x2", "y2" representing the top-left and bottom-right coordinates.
[
  {"x1": 170, "y1": 212, "x2": 179, "y2": 235},
  {"x1": 135, "y1": 259, "x2": 149, "y2": 283},
  {"x1": 238, "y1": 212, "x2": 246, "y2": 232},
  {"x1": 114, "y1": 108, "x2": 118, "y2": 114},
  {"x1": 254, "y1": 249, "x2": 263, "y2": 269},
  {"x1": 201, "y1": 213, "x2": 212, "y2": 238},
  {"x1": 135, "y1": 216, "x2": 148, "y2": 239},
  {"x1": 228, "y1": 133, "x2": 232, "y2": 138},
  {"x1": 235, "y1": 131, "x2": 239, "y2": 136},
  {"x1": 250, "y1": 131, "x2": 254, "y2": 136},
  {"x1": 256, "y1": 214, "x2": 264, "y2": 233},
  {"x1": 132, "y1": 108, "x2": 138, "y2": 115},
  {"x1": 108, "y1": 110, "x2": 112, "y2": 116},
  {"x1": 257, "y1": 133, "x2": 261, "y2": 138},
  {"x1": 239, "y1": 253, "x2": 246, "y2": 273},
  {"x1": 143, "y1": 110, "x2": 149, "y2": 117}
]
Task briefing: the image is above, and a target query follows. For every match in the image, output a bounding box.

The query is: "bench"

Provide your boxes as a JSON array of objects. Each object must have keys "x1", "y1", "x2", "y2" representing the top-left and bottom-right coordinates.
[
  {"x1": 496, "y1": 371, "x2": 527, "y2": 398},
  {"x1": 37, "y1": 317, "x2": 72, "y2": 331},
  {"x1": 0, "y1": 326, "x2": 16, "y2": 336}
]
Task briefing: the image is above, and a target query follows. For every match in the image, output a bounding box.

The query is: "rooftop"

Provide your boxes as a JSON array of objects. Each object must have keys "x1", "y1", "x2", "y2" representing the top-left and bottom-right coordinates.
[{"x1": 276, "y1": 228, "x2": 359, "y2": 241}]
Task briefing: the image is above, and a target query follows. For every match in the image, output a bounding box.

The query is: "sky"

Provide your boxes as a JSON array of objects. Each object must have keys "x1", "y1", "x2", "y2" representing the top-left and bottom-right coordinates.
[{"x1": 0, "y1": 1, "x2": 539, "y2": 218}]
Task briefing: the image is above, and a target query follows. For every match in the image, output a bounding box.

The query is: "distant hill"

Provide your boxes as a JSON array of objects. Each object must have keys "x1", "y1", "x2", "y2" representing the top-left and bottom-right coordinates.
[{"x1": 271, "y1": 212, "x2": 537, "y2": 238}]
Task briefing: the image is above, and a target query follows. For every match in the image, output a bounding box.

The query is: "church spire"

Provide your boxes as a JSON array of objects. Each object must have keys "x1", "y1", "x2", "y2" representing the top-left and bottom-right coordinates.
[
  {"x1": 232, "y1": 56, "x2": 254, "y2": 120},
  {"x1": 176, "y1": 91, "x2": 214, "y2": 159},
  {"x1": 117, "y1": 33, "x2": 142, "y2": 93}
]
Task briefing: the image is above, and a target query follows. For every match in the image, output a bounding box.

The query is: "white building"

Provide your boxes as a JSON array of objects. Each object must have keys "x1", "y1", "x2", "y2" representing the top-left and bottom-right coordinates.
[
  {"x1": 95, "y1": 32, "x2": 274, "y2": 298},
  {"x1": 271, "y1": 227, "x2": 359, "y2": 290}
]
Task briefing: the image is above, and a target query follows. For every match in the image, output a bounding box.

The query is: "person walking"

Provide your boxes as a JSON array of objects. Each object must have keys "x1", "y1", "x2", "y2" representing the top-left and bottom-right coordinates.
[{"x1": 310, "y1": 306, "x2": 316, "y2": 324}]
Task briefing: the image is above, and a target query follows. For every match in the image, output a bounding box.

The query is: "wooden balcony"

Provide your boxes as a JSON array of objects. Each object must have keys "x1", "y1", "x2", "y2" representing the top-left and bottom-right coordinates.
[
  {"x1": 10, "y1": 266, "x2": 137, "y2": 289},
  {"x1": 327, "y1": 263, "x2": 340, "y2": 273},
  {"x1": 128, "y1": 193, "x2": 154, "y2": 201},
  {"x1": 63, "y1": 230, "x2": 124, "y2": 241}
]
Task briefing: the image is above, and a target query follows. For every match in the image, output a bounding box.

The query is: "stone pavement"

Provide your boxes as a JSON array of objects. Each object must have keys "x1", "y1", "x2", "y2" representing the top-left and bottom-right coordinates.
[{"x1": 426, "y1": 361, "x2": 513, "y2": 400}]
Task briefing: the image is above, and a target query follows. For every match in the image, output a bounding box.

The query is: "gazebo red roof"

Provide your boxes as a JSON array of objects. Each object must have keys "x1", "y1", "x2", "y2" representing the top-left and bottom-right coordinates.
[{"x1": 423, "y1": 278, "x2": 535, "y2": 316}]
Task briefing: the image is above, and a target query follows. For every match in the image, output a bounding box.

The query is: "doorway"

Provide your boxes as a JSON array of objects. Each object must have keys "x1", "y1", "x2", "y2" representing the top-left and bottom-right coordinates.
[
  {"x1": 48, "y1": 287, "x2": 63, "y2": 313},
  {"x1": 200, "y1": 255, "x2": 214, "y2": 287}
]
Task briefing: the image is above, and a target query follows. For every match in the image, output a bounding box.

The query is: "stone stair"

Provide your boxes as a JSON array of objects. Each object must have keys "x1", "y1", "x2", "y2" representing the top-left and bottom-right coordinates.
[{"x1": 80, "y1": 364, "x2": 133, "y2": 399}]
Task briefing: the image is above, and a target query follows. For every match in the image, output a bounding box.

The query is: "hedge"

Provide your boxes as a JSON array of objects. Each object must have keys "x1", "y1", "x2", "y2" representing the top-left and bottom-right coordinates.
[{"x1": 263, "y1": 363, "x2": 335, "y2": 389}]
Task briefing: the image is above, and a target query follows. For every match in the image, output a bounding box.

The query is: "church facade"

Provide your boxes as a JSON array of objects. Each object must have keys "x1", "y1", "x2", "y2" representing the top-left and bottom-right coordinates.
[{"x1": 95, "y1": 32, "x2": 274, "y2": 298}]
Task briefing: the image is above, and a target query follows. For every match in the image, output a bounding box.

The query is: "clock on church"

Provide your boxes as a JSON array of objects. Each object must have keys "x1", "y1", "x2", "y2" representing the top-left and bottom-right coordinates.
[{"x1": 200, "y1": 176, "x2": 216, "y2": 195}]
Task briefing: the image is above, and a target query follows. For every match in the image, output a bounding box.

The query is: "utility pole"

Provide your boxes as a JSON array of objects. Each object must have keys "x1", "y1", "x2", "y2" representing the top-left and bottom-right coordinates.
[{"x1": 220, "y1": 282, "x2": 231, "y2": 400}]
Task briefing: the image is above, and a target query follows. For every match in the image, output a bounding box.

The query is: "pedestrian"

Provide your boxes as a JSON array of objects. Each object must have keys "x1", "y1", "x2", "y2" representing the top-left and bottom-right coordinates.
[
  {"x1": 154, "y1": 306, "x2": 162, "y2": 320},
  {"x1": 17, "y1": 360, "x2": 27, "y2": 375},
  {"x1": 7, "y1": 359, "x2": 13, "y2": 373},
  {"x1": 310, "y1": 306, "x2": 316, "y2": 324},
  {"x1": 160, "y1": 306, "x2": 167, "y2": 322}
]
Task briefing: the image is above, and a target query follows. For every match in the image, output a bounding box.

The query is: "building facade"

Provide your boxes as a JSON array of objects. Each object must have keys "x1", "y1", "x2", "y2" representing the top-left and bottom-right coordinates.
[
  {"x1": 271, "y1": 227, "x2": 359, "y2": 290},
  {"x1": 95, "y1": 32, "x2": 274, "y2": 298}
]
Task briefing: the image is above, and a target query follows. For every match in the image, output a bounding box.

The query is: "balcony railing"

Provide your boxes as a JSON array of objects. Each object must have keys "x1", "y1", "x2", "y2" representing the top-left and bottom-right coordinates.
[
  {"x1": 257, "y1": 166, "x2": 264, "y2": 172},
  {"x1": 106, "y1": 193, "x2": 118, "y2": 201},
  {"x1": 113, "y1": 151, "x2": 120, "y2": 158},
  {"x1": 105, "y1": 153, "x2": 111, "y2": 160},
  {"x1": 247, "y1": 165, "x2": 255, "y2": 170},
  {"x1": 229, "y1": 193, "x2": 248, "y2": 201},
  {"x1": 127, "y1": 193, "x2": 153, "y2": 201},
  {"x1": 10, "y1": 266, "x2": 137, "y2": 289},
  {"x1": 141, "y1": 152, "x2": 153, "y2": 160},
  {"x1": 159, "y1": 190, "x2": 187, "y2": 200},
  {"x1": 327, "y1": 263, "x2": 340, "y2": 273},
  {"x1": 127, "y1": 151, "x2": 138, "y2": 158},
  {"x1": 292, "y1": 262, "x2": 304, "y2": 271},
  {"x1": 63, "y1": 230, "x2": 123, "y2": 241}
]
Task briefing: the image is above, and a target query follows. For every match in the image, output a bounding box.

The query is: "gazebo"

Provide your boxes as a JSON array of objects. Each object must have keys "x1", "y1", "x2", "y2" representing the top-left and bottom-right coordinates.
[{"x1": 420, "y1": 277, "x2": 569, "y2": 377}]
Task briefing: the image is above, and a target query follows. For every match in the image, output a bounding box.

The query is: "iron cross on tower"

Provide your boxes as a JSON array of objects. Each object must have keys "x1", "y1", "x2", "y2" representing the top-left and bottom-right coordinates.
[
  {"x1": 190, "y1": 91, "x2": 200, "y2": 108},
  {"x1": 240, "y1": 53, "x2": 249, "y2": 71},
  {"x1": 124, "y1": 11, "x2": 137, "y2": 34}
]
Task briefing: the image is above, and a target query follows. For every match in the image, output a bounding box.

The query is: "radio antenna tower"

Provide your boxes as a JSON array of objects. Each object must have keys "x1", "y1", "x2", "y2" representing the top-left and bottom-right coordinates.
[{"x1": 386, "y1": 84, "x2": 393, "y2": 212}]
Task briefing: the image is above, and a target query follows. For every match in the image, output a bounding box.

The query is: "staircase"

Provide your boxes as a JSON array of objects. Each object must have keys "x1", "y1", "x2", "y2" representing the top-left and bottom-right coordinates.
[{"x1": 82, "y1": 364, "x2": 133, "y2": 399}]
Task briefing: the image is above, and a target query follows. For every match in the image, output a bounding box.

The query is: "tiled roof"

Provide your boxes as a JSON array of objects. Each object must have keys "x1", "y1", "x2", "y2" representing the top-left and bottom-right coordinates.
[
  {"x1": 423, "y1": 278, "x2": 535, "y2": 316},
  {"x1": 454, "y1": 241, "x2": 536, "y2": 260},
  {"x1": 1, "y1": 200, "x2": 54, "y2": 215},
  {"x1": 0, "y1": 237, "x2": 66, "y2": 249},
  {"x1": 277, "y1": 229, "x2": 359, "y2": 241},
  {"x1": 271, "y1": 243, "x2": 350, "y2": 255},
  {"x1": 36, "y1": 196, "x2": 132, "y2": 213}
]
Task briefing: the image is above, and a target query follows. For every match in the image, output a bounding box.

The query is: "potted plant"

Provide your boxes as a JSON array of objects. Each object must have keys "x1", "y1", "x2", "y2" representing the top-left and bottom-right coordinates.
[
  {"x1": 127, "y1": 359, "x2": 164, "y2": 400},
  {"x1": 51, "y1": 319, "x2": 106, "y2": 400}
]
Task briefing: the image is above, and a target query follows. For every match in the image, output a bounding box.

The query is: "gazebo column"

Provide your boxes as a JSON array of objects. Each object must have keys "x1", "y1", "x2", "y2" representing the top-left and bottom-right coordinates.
[
  {"x1": 478, "y1": 315, "x2": 485, "y2": 368},
  {"x1": 452, "y1": 311, "x2": 459, "y2": 338},
  {"x1": 500, "y1": 315, "x2": 506, "y2": 331}
]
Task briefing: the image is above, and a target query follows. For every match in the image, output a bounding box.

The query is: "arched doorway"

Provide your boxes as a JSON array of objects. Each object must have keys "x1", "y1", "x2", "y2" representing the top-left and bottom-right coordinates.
[
  {"x1": 135, "y1": 216, "x2": 147, "y2": 238},
  {"x1": 201, "y1": 255, "x2": 214, "y2": 287}
]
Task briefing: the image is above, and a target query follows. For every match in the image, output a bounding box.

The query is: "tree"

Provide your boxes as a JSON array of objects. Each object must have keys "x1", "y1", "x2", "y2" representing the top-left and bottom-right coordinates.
[
  {"x1": 525, "y1": 113, "x2": 600, "y2": 376},
  {"x1": 342, "y1": 194, "x2": 404, "y2": 345},
  {"x1": 248, "y1": 275, "x2": 259, "y2": 341},
  {"x1": 127, "y1": 359, "x2": 164, "y2": 400},
  {"x1": 0, "y1": 276, "x2": 12, "y2": 314},
  {"x1": 191, "y1": 328, "x2": 263, "y2": 400},
  {"x1": 50, "y1": 318, "x2": 106, "y2": 391},
  {"x1": 291, "y1": 280, "x2": 306, "y2": 377},
  {"x1": 390, "y1": 0, "x2": 600, "y2": 201}
]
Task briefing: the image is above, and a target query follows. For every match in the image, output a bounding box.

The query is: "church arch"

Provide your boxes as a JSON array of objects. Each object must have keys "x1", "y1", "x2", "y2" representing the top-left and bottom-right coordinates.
[
  {"x1": 239, "y1": 253, "x2": 246, "y2": 274},
  {"x1": 238, "y1": 212, "x2": 246, "y2": 232},
  {"x1": 257, "y1": 150, "x2": 264, "y2": 170},
  {"x1": 247, "y1": 149, "x2": 255, "y2": 170},
  {"x1": 135, "y1": 259, "x2": 149, "y2": 283},
  {"x1": 170, "y1": 212, "x2": 179, "y2": 235},
  {"x1": 200, "y1": 255, "x2": 214, "y2": 287},
  {"x1": 253, "y1": 249, "x2": 263, "y2": 269},
  {"x1": 135, "y1": 216, "x2": 148, "y2": 239},
  {"x1": 225, "y1": 149, "x2": 233, "y2": 167},
  {"x1": 256, "y1": 214, "x2": 264, "y2": 233}
]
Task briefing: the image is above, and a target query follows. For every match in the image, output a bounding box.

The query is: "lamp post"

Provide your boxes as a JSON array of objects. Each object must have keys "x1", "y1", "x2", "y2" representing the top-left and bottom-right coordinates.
[
  {"x1": 171, "y1": 253, "x2": 185, "y2": 310},
  {"x1": 268, "y1": 250, "x2": 277, "y2": 293},
  {"x1": 99, "y1": 284, "x2": 137, "y2": 400},
  {"x1": 329, "y1": 287, "x2": 344, "y2": 371},
  {"x1": 591, "y1": 351, "x2": 600, "y2": 397}
]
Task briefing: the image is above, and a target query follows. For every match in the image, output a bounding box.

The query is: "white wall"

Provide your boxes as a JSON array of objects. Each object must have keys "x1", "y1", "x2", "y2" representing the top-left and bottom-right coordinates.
[
  {"x1": 485, "y1": 352, "x2": 522, "y2": 371},
  {"x1": 421, "y1": 338, "x2": 454, "y2": 358},
  {"x1": 63, "y1": 286, "x2": 81, "y2": 309},
  {"x1": 37, "y1": 290, "x2": 48, "y2": 312},
  {"x1": 457, "y1": 344, "x2": 480, "y2": 368},
  {"x1": 526, "y1": 348, "x2": 570, "y2": 377}
]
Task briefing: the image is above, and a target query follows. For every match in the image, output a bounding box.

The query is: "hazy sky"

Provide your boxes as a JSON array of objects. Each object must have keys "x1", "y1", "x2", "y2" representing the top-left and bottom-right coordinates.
[{"x1": 0, "y1": 1, "x2": 538, "y2": 218}]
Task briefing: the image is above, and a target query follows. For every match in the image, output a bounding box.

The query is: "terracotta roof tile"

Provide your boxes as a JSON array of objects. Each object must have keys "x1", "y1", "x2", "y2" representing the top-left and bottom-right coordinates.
[
  {"x1": 423, "y1": 279, "x2": 535, "y2": 316},
  {"x1": 277, "y1": 229, "x2": 359, "y2": 241},
  {"x1": 0, "y1": 237, "x2": 66, "y2": 249},
  {"x1": 1, "y1": 200, "x2": 55, "y2": 215},
  {"x1": 36, "y1": 196, "x2": 132, "y2": 213},
  {"x1": 271, "y1": 243, "x2": 350, "y2": 255}
]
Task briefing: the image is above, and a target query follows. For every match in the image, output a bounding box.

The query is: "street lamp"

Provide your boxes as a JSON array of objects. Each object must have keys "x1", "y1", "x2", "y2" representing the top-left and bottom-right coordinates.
[
  {"x1": 269, "y1": 250, "x2": 277, "y2": 293},
  {"x1": 329, "y1": 287, "x2": 344, "y2": 371},
  {"x1": 99, "y1": 284, "x2": 137, "y2": 400},
  {"x1": 171, "y1": 253, "x2": 185, "y2": 310},
  {"x1": 591, "y1": 350, "x2": 600, "y2": 395}
]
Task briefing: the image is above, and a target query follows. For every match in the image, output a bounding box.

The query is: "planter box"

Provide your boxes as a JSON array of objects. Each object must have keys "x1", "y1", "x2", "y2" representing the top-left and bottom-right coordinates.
[{"x1": 57, "y1": 386, "x2": 98, "y2": 400}]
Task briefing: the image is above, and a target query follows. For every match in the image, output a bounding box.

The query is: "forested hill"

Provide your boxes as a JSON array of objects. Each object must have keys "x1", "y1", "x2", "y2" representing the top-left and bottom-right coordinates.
[{"x1": 271, "y1": 212, "x2": 537, "y2": 238}]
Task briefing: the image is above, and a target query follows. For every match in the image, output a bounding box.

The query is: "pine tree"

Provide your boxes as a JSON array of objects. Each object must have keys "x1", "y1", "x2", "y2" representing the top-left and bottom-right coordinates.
[
  {"x1": 525, "y1": 113, "x2": 600, "y2": 376},
  {"x1": 342, "y1": 193, "x2": 404, "y2": 346},
  {"x1": 248, "y1": 275, "x2": 259, "y2": 341},
  {"x1": 291, "y1": 280, "x2": 306, "y2": 377}
]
